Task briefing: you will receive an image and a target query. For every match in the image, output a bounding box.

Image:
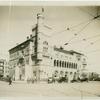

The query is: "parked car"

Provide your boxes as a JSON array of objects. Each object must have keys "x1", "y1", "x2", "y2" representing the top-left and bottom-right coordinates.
[
  {"x1": 93, "y1": 75, "x2": 100, "y2": 81},
  {"x1": 78, "y1": 75, "x2": 88, "y2": 82},
  {"x1": 58, "y1": 77, "x2": 67, "y2": 83},
  {"x1": 79, "y1": 77, "x2": 88, "y2": 82}
]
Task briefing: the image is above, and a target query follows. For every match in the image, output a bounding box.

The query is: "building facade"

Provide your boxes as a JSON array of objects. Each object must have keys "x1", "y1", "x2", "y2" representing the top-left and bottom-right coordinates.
[
  {"x1": 9, "y1": 13, "x2": 87, "y2": 82},
  {"x1": 9, "y1": 39, "x2": 33, "y2": 80},
  {"x1": 0, "y1": 59, "x2": 9, "y2": 77}
]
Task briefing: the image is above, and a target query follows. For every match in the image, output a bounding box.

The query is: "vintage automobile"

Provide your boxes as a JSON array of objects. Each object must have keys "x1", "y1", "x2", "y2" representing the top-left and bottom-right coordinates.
[
  {"x1": 47, "y1": 76, "x2": 68, "y2": 83},
  {"x1": 78, "y1": 73, "x2": 89, "y2": 82},
  {"x1": 58, "y1": 77, "x2": 68, "y2": 83}
]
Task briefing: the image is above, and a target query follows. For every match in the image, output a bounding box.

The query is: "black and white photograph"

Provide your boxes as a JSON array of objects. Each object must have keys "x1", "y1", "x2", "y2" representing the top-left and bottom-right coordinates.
[{"x1": 0, "y1": 0, "x2": 100, "y2": 100}]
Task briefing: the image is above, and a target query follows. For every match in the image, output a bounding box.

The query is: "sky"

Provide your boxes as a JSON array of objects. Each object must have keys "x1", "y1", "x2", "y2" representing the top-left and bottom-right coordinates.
[{"x1": 0, "y1": 6, "x2": 100, "y2": 73}]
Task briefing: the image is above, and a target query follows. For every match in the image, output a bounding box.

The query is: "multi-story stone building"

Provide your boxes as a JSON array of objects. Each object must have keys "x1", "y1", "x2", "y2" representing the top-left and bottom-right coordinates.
[
  {"x1": 0, "y1": 59, "x2": 9, "y2": 77},
  {"x1": 9, "y1": 12, "x2": 87, "y2": 82}
]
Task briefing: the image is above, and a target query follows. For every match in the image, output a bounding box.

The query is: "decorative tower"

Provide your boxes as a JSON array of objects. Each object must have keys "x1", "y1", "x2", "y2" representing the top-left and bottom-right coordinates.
[
  {"x1": 32, "y1": 9, "x2": 52, "y2": 81},
  {"x1": 31, "y1": 10, "x2": 45, "y2": 81}
]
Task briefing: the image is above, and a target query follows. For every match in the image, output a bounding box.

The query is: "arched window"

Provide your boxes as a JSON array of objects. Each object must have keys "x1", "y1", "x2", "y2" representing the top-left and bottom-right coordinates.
[
  {"x1": 58, "y1": 60, "x2": 60, "y2": 66},
  {"x1": 62, "y1": 61, "x2": 64, "y2": 67},
  {"x1": 57, "y1": 60, "x2": 59, "y2": 67},
  {"x1": 65, "y1": 62, "x2": 66, "y2": 68},
  {"x1": 70, "y1": 63, "x2": 72, "y2": 68},
  {"x1": 54, "y1": 60, "x2": 56, "y2": 66},
  {"x1": 71, "y1": 63, "x2": 73, "y2": 68},
  {"x1": 60, "y1": 61, "x2": 62, "y2": 67},
  {"x1": 69, "y1": 62, "x2": 71, "y2": 68}
]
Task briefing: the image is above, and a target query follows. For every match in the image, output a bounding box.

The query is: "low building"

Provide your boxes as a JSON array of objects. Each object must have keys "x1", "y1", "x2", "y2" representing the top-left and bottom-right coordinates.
[{"x1": 9, "y1": 13, "x2": 87, "y2": 82}]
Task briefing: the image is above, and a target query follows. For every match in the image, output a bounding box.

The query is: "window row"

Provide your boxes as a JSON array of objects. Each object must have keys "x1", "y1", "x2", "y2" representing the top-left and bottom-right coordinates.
[
  {"x1": 10, "y1": 47, "x2": 29, "y2": 59},
  {"x1": 54, "y1": 60, "x2": 77, "y2": 69}
]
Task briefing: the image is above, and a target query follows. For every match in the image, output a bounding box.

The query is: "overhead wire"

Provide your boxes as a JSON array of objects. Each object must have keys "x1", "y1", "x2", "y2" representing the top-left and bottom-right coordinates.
[
  {"x1": 50, "y1": 19, "x2": 97, "y2": 50},
  {"x1": 66, "y1": 33, "x2": 100, "y2": 45},
  {"x1": 50, "y1": 29, "x2": 69, "y2": 37},
  {"x1": 74, "y1": 37, "x2": 100, "y2": 55},
  {"x1": 78, "y1": 7, "x2": 95, "y2": 17},
  {"x1": 50, "y1": 18, "x2": 94, "y2": 38},
  {"x1": 44, "y1": 7, "x2": 99, "y2": 39},
  {"x1": 85, "y1": 49, "x2": 100, "y2": 54},
  {"x1": 66, "y1": 7, "x2": 100, "y2": 47},
  {"x1": 84, "y1": 37, "x2": 100, "y2": 50},
  {"x1": 68, "y1": 18, "x2": 94, "y2": 29},
  {"x1": 64, "y1": 18, "x2": 94, "y2": 45},
  {"x1": 49, "y1": 7, "x2": 100, "y2": 56},
  {"x1": 64, "y1": 9, "x2": 100, "y2": 46},
  {"x1": 43, "y1": 7, "x2": 99, "y2": 40},
  {"x1": 51, "y1": 7, "x2": 100, "y2": 50}
]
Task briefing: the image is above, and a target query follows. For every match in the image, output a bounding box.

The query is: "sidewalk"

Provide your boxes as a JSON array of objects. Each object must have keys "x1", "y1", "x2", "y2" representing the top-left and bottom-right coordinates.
[
  {"x1": 13, "y1": 80, "x2": 48, "y2": 84},
  {"x1": 13, "y1": 80, "x2": 27, "y2": 84}
]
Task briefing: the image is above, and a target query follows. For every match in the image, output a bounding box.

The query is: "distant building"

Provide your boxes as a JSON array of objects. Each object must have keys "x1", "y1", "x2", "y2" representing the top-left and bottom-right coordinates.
[
  {"x1": 0, "y1": 59, "x2": 9, "y2": 77},
  {"x1": 9, "y1": 13, "x2": 87, "y2": 82}
]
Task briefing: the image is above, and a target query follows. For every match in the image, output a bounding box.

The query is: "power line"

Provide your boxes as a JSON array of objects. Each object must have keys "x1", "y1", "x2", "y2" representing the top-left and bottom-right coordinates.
[
  {"x1": 84, "y1": 37, "x2": 100, "y2": 49},
  {"x1": 51, "y1": 29, "x2": 69, "y2": 37},
  {"x1": 47, "y1": 8, "x2": 98, "y2": 39},
  {"x1": 65, "y1": 33, "x2": 100, "y2": 45},
  {"x1": 78, "y1": 7, "x2": 100, "y2": 21},
  {"x1": 64, "y1": 18, "x2": 94, "y2": 45},
  {"x1": 68, "y1": 18, "x2": 94, "y2": 30},
  {"x1": 51, "y1": 18, "x2": 93, "y2": 37},
  {"x1": 50, "y1": 7, "x2": 100, "y2": 46},
  {"x1": 85, "y1": 49, "x2": 100, "y2": 54},
  {"x1": 78, "y1": 7, "x2": 95, "y2": 17}
]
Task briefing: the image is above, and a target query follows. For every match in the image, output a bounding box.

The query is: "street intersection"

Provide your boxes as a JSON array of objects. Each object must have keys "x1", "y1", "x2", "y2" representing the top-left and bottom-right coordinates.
[{"x1": 0, "y1": 81, "x2": 100, "y2": 98}]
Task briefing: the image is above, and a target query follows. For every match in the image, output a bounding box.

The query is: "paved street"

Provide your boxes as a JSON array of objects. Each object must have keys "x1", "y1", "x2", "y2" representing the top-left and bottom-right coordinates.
[{"x1": 0, "y1": 81, "x2": 100, "y2": 98}]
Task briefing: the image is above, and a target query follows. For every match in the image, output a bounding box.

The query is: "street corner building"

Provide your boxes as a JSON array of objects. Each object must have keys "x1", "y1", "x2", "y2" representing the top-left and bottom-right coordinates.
[{"x1": 9, "y1": 12, "x2": 87, "y2": 82}]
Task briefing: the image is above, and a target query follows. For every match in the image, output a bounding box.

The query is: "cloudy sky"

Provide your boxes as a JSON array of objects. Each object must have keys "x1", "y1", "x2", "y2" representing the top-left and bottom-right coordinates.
[{"x1": 0, "y1": 6, "x2": 100, "y2": 73}]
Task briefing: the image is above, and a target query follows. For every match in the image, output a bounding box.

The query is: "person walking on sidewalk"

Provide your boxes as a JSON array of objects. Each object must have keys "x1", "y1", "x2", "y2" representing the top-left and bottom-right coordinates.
[{"x1": 8, "y1": 76, "x2": 12, "y2": 85}]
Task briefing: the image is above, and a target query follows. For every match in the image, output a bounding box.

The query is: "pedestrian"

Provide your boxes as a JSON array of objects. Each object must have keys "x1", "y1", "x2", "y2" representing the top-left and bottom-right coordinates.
[{"x1": 8, "y1": 76, "x2": 12, "y2": 85}]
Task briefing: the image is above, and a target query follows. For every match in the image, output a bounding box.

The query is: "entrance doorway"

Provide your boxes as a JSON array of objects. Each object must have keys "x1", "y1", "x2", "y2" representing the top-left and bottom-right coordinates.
[{"x1": 18, "y1": 57, "x2": 25, "y2": 81}]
